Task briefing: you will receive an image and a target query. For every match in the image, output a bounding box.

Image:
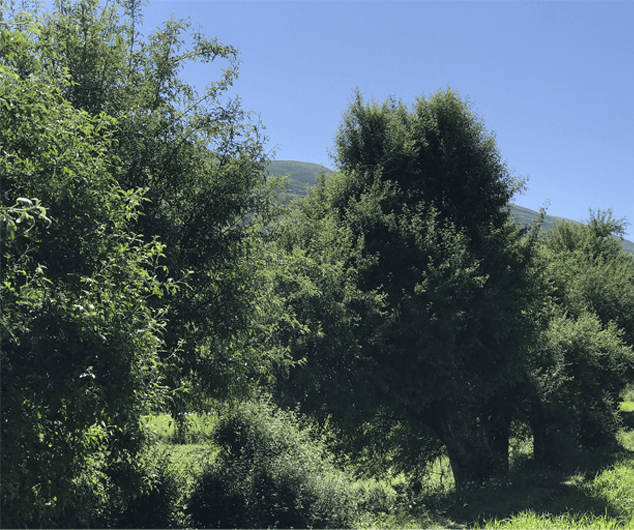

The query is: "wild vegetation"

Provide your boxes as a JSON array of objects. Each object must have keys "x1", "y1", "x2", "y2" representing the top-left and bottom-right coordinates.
[
  {"x1": 2, "y1": 1, "x2": 634, "y2": 528},
  {"x1": 267, "y1": 161, "x2": 634, "y2": 256}
]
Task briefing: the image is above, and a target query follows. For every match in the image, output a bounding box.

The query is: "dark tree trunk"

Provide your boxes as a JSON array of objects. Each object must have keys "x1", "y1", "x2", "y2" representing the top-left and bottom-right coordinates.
[
  {"x1": 529, "y1": 399, "x2": 572, "y2": 467},
  {"x1": 420, "y1": 402, "x2": 509, "y2": 492},
  {"x1": 481, "y1": 392, "x2": 516, "y2": 474}
]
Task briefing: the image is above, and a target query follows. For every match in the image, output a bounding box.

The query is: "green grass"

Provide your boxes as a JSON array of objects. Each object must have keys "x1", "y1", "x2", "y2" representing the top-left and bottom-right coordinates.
[
  {"x1": 472, "y1": 417, "x2": 634, "y2": 530},
  {"x1": 477, "y1": 457, "x2": 634, "y2": 529},
  {"x1": 145, "y1": 413, "x2": 176, "y2": 442},
  {"x1": 145, "y1": 412, "x2": 217, "y2": 445},
  {"x1": 134, "y1": 413, "x2": 222, "y2": 528},
  {"x1": 143, "y1": 413, "x2": 219, "y2": 484},
  {"x1": 618, "y1": 429, "x2": 634, "y2": 451},
  {"x1": 141, "y1": 409, "x2": 634, "y2": 530},
  {"x1": 478, "y1": 510, "x2": 631, "y2": 529},
  {"x1": 622, "y1": 386, "x2": 634, "y2": 403},
  {"x1": 352, "y1": 472, "x2": 457, "y2": 530},
  {"x1": 470, "y1": 393, "x2": 634, "y2": 529}
]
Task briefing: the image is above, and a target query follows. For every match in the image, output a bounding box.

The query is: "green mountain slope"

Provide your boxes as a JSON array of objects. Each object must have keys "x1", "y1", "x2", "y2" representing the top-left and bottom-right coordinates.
[
  {"x1": 268, "y1": 160, "x2": 634, "y2": 256},
  {"x1": 268, "y1": 160, "x2": 333, "y2": 195}
]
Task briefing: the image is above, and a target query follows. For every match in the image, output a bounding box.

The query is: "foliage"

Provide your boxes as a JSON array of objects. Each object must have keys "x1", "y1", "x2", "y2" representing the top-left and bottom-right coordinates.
[
  {"x1": 270, "y1": 161, "x2": 634, "y2": 255},
  {"x1": 112, "y1": 449, "x2": 188, "y2": 529},
  {"x1": 530, "y1": 312, "x2": 633, "y2": 457},
  {"x1": 270, "y1": 88, "x2": 541, "y2": 490},
  {"x1": 188, "y1": 399, "x2": 361, "y2": 529},
  {"x1": 540, "y1": 212, "x2": 634, "y2": 348},
  {"x1": 0, "y1": 0, "x2": 291, "y2": 524},
  {"x1": 1, "y1": 197, "x2": 52, "y2": 242},
  {"x1": 0, "y1": 48, "x2": 169, "y2": 526},
  {"x1": 527, "y1": 213, "x2": 634, "y2": 464},
  {"x1": 1, "y1": 0, "x2": 286, "y2": 421},
  {"x1": 4, "y1": 0, "x2": 634, "y2": 524},
  {"x1": 136, "y1": 408, "x2": 634, "y2": 530}
]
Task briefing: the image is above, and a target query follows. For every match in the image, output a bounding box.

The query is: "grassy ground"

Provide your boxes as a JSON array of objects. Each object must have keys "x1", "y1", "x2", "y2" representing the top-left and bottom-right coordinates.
[
  {"x1": 144, "y1": 401, "x2": 634, "y2": 529},
  {"x1": 140, "y1": 412, "x2": 220, "y2": 527},
  {"x1": 473, "y1": 455, "x2": 634, "y2": 529},
  {"x1": 464, "y1": 402, "x2": 634, "y2": 530}
]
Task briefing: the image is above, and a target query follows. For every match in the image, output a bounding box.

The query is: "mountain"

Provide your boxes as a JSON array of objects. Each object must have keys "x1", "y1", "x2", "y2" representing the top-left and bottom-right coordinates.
[
  {"x1": 268, "y1": 160, "x2": 634, "y2": 256},
  {"x1": 268, "y1": 160, "x2": 332, "y2": 196}
]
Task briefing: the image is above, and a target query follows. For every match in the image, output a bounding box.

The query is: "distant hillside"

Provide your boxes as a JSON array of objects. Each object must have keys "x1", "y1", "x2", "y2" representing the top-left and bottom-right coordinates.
[
  {"x1": 267, "y1": 160, "x2": 333, "y2": 196},
  {"x1": 268, "y1": 160, "x2": 634, "y2": 256}
]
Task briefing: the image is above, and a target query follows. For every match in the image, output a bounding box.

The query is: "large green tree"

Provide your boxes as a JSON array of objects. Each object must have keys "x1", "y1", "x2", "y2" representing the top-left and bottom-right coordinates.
[
  {"x1": 273, "y1": 89, "x2": 541, "y2": 490},
  {"x1": 1, "y1": 1, "x2": 285, "y2": 524},
  {"x1": 2, "y1": 0, "x2": 284, "y2": 418},
  {"x1": 0, "y1": 36, "x2": 168, "y2": 525}
]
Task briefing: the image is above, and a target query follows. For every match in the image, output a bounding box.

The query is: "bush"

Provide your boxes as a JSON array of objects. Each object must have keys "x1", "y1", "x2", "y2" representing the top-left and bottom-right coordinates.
[
  {"x1": 112, "y1": 450, "x2": 187, "y2": 529},
  {"x1": 529, "y1": 311, "x2": 633, "y2": 466},
  {"x1": 188, "y1": 399, "x2": 360, "y2": 529}
]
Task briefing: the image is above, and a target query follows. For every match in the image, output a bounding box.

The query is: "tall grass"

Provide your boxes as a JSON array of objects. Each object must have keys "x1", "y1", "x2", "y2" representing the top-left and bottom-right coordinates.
[
  {"x1": 620, "y1": 401, "x2": 634, "y2": 412},
  {"x1": 621, "y1": 385, "x2": 634, "y2": 404},
  {"x1": 146, "y1": 412, "x2": 217, "y2": 445}
]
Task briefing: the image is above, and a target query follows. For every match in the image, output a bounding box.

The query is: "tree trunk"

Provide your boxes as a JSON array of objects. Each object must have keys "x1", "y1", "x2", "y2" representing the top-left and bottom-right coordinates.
[
  {"x1": 529, "y1": 399, "x2": 572, "y2": 467},
  {"x1": 422, "y1": 402, "x2": 508, "y2": 492},
  {"x1": 481, "y1": 392, "x2": 516, "y2": 474}
]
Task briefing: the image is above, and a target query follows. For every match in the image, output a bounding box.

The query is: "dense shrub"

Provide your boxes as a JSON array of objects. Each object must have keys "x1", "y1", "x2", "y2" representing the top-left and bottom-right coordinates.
[
  {"x1": 112, "y1": 450, "x2": 186, "y2": 529},
  {"x1": 188, "y1": 399, "x2": 360, "y2": 529},
  {"x1": 529, "y1": 311, "x2": 634, "y2": 466},
  {"x1": 528, "y1": 214, "x2": 634, "y2": 466}
]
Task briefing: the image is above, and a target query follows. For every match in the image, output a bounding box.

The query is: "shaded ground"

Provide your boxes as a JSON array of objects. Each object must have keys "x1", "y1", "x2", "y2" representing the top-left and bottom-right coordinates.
[{"x1": 418, "y1": 428, "x2": 634, "y2": 528}]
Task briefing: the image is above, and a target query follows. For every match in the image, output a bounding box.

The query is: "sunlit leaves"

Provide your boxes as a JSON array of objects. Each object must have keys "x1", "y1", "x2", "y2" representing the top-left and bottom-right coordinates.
[{"x1": 1, "y1": 25, "x2": 169, "y2": 525}]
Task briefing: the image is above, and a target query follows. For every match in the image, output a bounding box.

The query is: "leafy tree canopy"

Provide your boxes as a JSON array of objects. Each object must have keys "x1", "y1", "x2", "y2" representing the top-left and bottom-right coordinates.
[
  {"x1": 0, "y1": 46, "x2": 169, "y2": 526},
  {"x1": 1, "y1": 0, "x2": 288, "y2": 415},
  {"x1": 272, "y1": 88, "x2": 542, "y2": 490},
  {"x1": 540, "y1": 211, "x2": 634, "y2": 348},
  {"x1": 1, "y1": 0, "x2": 287, "y2": 524}
]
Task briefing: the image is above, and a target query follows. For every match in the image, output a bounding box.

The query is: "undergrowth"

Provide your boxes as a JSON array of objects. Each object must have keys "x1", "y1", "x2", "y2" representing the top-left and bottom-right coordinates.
[{"x1": 137, "y1": 400, "x2": 634, "y2": 530}]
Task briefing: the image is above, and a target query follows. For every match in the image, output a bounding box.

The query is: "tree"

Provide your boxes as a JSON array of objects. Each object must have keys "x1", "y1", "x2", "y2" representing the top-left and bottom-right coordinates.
[
  {"x1": 0, "y1": 43, "x2": 169, "y2": 525},
  {"x1": 1, "y1": 1, "x2": 283, "y2": 523},
  {"x1": 527, "y1": 212, "x2": 634, "y2": 464},
  {"x1": 3, "y1": 0, "x2": 284, "y2": 421},
  {"x1": 539, "y1": 211, "x2": 634, "y2": 348},
  {"x1": 272, "y1": 89, "x2": 541, "y2": 490}
]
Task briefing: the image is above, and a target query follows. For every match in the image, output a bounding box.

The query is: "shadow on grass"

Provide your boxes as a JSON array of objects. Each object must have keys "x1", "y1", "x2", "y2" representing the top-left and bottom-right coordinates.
[{"x1": 419, "y1": 443, "x2": 634, "y2": 528}]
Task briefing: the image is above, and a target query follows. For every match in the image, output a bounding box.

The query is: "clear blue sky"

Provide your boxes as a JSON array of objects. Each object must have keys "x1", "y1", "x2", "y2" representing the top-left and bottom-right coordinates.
[{"x1": 140, "y1": 1, "x2": 632, "y2": 236}]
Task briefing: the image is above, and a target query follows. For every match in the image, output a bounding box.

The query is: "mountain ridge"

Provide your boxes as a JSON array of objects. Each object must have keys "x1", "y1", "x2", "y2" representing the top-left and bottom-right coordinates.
[{"x1": 268, "y1": 160, "x2": 634, "y2": 256}]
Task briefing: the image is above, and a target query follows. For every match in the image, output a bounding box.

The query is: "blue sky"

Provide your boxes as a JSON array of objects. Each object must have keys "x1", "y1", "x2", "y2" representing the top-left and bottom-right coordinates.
[{"x1": 141, "y1": 1, "x2": 632, "y2": 235}]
